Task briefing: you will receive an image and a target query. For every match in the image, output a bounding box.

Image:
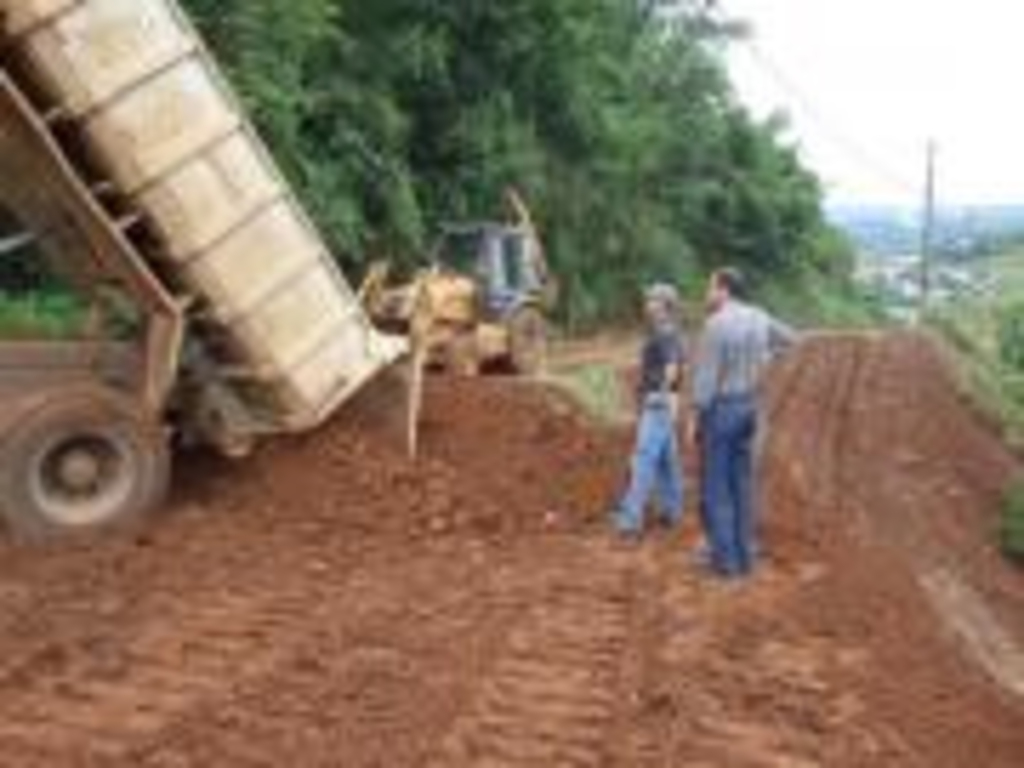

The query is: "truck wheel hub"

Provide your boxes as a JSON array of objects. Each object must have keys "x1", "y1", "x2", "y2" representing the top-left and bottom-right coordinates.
[
  {"x1": 55, "y1": 446, "x2": 104, "y2": 492},
  {"x1": 30, "y1": 435, "x2": 135, "y2": 527}
]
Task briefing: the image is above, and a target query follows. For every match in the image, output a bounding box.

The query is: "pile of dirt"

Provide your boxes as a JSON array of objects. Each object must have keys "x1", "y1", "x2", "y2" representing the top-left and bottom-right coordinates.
[{"x1": 179, "y1": 374, "x2": 625, "y2": 547}]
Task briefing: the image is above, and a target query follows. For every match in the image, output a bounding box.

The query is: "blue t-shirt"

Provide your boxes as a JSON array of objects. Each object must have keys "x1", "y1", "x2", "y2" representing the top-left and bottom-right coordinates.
[{"x1": 639, "y1": 324, "x2": 685, "y2": 397}]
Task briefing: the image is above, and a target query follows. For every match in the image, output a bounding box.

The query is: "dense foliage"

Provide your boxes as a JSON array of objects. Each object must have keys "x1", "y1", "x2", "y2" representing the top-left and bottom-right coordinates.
[
  {"x1": 1000, "y1": 477, "x2": 1024, "y2": 563},
  {"x1": 182, "y1": 0, "x2": 852, "y2": 326},
  {"x1": 998, "y1": 302, "x2": 1024, "y2": 373}
]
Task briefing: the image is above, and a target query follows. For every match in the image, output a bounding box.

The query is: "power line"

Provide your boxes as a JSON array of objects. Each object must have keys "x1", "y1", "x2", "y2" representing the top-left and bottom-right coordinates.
[
  {"x1": 704, "y1": 0, "x2": 921, "y2": 198},
  {"x1": 736, "y1": 38, "x2": 921, "y2": 198}
]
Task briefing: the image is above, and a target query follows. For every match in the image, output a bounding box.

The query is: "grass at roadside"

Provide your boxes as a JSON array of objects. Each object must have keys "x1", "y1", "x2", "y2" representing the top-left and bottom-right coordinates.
[
  {"x1": 928, "y1": 251, "x2": 1024, "y2": 563},
  {"x1": 760, "y1": 273, "x2": 886, "y2": 330},
  {"x1": 546, "y1": 362, "x2": 632, "y2": 427},
  {"x1": 930, "y1": 313, "x2": 1024, "y2": 447},
  {"x1": 1000, "y1": 479, "x2": 1024, "y2": 563},
  {"x1": 0, "y1": 292, "x2": 85, "y2": 339},
  {"x1": 928, "y1": 254, "x2": 1024, "y2": 448}
]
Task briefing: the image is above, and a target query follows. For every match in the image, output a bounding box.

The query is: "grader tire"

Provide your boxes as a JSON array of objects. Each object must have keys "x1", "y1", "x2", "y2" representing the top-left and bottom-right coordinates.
[
  {"x1": 508, "y1": 308, "x2": 548, "y2": 377},
  {"x1": 0, "y1": 387, "x2": 169, "y2": 543},
  {"x1": 445, "y1": 333, "x2": 481, "y2": 378}
]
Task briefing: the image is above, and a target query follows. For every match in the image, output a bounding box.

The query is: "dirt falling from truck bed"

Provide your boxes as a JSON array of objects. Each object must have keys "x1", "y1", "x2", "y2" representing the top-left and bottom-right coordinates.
[
  {"x1": 182, "y1": 374, "x2": 623, "y2": 543},
  {"x1": 0, "y1": 334, "x2": 1022, "y2": 767}
]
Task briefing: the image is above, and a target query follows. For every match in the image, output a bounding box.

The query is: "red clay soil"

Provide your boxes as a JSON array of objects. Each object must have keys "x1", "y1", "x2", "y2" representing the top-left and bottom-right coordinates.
[{"x1": 0, "y1": 333, "x2": 1021, "y2": 767}]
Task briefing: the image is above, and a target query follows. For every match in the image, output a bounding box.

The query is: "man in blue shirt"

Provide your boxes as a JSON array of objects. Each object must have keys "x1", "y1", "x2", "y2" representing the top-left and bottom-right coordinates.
[
  {"x1": 691, "y1": 268, "x2": 797, "y2": 578},
  {"x1": 613, "y1": 283, "x2": 686, "y2": 538}
]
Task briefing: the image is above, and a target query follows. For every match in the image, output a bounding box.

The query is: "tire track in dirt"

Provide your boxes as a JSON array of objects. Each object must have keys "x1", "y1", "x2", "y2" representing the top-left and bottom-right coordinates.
[
  {"x1": 764, "y1": 333, "x2": 1024, "y2": 763},
  {"x1": 827, "y1": 338, "x2": 872, "y2": 535},
  {"x1": 762, "y1": 334, "x2": 814, "y2": 432},
  {"x1": 0, "y1": 530, "x2": 426, "y2": 766},
  {"x1": 129, "y1": 541, "x2": 575, "y2": 768},
  {"x1": 619, "y1": 536, "x2": 887, "y2": 767},
  {"x1": 762, "y1": 335, "x2": 861, "y2": 542},
  {"x1": 430, "y1": 540, "x2": 634, "y2": 767},
  {"x1": 834, "y1": 335, "x2": 1024, "y2": 701},
  {"x1": 0, "y1": 557, "x2": 326, "y2": 764}
]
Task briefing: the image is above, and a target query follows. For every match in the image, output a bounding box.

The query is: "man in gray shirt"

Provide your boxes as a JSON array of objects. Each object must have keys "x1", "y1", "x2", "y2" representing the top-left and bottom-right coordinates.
[{"x1": 691, "y1": 268, "x2": 797, "y2": 578}]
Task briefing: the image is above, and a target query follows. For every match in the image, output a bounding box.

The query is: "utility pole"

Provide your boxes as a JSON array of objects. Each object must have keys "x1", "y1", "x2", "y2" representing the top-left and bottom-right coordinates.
[{"x1": 919, "y1": 140, "x2": 938, "y2": 311}]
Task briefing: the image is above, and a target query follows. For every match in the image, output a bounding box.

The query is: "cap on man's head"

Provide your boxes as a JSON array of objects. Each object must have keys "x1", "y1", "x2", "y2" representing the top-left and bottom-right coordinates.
[{"x1": 645, "y1": 282, "x2": 680, "y2": 308}]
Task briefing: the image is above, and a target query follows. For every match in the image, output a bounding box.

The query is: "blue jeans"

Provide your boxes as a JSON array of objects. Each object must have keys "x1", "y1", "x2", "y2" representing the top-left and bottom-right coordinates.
[
  {"x1": 701, "y1": 395, "x2": 758, "y2": 576},
  {"x1": 615, "y1": 403, "x2": 684, "y2": 533}
]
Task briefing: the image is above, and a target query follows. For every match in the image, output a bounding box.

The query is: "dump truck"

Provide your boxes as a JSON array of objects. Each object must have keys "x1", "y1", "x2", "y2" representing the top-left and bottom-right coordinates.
[
  {"x1": 363, "y1": 190, "x2": 555, "y2": 378},
  {"x1": 0, "y1": 0, "x2": 407, "y2": 540}
]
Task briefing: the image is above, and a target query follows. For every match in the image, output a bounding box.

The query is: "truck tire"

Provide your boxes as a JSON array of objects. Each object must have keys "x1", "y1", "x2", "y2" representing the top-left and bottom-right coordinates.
[
  {"x1": 508, "y1": 307, "x2": 548, "y2": 376},
  {"x1": 0, "y1": 387, "x2": 169, "y2": 543}
]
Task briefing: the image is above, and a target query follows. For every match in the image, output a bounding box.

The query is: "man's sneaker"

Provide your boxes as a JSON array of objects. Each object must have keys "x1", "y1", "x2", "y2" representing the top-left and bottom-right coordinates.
[
  {"x1": 690, "y1": 544, "x2": 712, "y2": 568},
  {"x1": 610, "y1": 522, "x2": 643, "y2": 547},
  {"x1": 657, "y1": 514, "x2": 683, "y2": 531}
]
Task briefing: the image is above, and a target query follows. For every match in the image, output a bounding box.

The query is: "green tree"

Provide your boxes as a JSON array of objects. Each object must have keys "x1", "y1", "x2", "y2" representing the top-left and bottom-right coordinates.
[{"x1": 181, "y1": 0, "x2": 856, "y2": 326}]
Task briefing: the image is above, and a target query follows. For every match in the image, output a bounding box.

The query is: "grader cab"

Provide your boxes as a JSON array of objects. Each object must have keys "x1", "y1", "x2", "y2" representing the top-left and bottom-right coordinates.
[{"x1": 364, "y1": 192, "x2": 556, "y2": 378}]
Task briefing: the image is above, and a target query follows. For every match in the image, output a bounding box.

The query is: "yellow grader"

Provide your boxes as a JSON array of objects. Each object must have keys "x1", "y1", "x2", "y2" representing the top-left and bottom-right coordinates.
[{"x1": 362, "y1": 190, "x2": 555, "y2": 380}]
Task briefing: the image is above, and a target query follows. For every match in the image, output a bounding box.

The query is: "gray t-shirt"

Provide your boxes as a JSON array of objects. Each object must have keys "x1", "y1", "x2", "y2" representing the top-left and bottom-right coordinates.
[{"x1": 692, "y1": 300, "x2": 796, "y2": 411}]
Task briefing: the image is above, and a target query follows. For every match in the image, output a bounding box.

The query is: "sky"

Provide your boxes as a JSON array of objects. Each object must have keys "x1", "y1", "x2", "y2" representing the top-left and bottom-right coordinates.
[{"x1": 721, "y1": 0, "x2": 1024, "y2": 207}]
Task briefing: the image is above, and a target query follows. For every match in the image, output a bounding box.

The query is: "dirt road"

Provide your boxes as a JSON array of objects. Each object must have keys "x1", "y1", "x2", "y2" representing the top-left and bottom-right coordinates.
[{"x1": 0, "y1": 333, "x2": 1021, "y2": 767}]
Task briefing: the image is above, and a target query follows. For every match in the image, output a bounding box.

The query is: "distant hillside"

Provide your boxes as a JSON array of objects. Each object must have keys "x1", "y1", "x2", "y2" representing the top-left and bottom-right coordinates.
[{"x1": 830, "y1": 204, "x2": 1024, "y2": 259}]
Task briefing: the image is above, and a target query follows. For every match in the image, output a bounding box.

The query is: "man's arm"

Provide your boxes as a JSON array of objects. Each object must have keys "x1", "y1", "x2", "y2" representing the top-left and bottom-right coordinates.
[
  {"x1": 685, "y1": 323, "x2": 719, "y2": 447},
  {"x1": 767, "y1": 315, "x2": 799, "y2": 356},
  {"x1": 663, "y1": 330, "x2": 685, "y2": 393},
  {"x1": 663, "y1": 361, "x2": 682, "y2": 393},
  {"x1": 692, "y1": 321, "x2": 722, "y2": 414}
]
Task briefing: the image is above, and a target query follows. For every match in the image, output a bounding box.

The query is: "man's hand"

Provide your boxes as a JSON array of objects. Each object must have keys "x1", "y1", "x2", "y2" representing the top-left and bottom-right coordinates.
[{"x1": 685, "y1": 415, "x2": 701, "y2": 451}]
